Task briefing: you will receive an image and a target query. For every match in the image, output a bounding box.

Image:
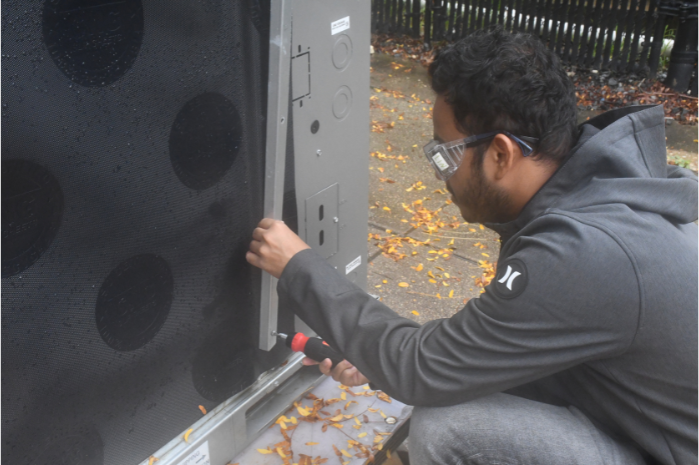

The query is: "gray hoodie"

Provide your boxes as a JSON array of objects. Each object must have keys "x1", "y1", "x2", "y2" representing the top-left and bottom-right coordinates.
[{"x1": 278, "y1": 105, "x2": 698, "y2": 464}]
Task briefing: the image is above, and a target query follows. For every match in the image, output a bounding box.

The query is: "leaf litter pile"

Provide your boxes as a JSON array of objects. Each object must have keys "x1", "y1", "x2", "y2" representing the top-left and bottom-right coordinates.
[
  {"x1": 371, "y1": 34, "x2": 697, "y2": 125},
  {"x1": 255, "y1": 384, "x2": 395, "y2": 465}
]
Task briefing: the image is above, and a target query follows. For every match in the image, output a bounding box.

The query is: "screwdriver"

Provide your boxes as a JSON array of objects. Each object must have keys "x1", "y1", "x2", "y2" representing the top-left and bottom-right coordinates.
[{"x1": 275, "y1": 332, "x2": 344, "y2": 369}]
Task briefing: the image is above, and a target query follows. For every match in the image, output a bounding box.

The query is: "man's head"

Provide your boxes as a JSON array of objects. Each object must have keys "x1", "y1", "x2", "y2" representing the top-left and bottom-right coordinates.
[{"x1": 428, "y1": 28, "x2": 577, "y2": 224}]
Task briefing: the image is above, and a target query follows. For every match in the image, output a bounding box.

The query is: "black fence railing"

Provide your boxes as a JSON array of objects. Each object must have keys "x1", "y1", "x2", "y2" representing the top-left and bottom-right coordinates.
[{"x1": 372, "y1": 0, "x2": 685, "y2": 77}]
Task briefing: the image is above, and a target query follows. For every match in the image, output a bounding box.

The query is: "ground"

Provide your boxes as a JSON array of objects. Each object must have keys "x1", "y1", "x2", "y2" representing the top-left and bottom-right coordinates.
[{"x1": 365, "y1": 50, "x2": 698, "y2": 323}]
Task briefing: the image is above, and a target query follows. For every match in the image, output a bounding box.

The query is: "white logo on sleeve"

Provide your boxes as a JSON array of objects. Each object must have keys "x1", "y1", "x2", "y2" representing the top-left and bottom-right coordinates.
[
  {"x1": 493, "y1": 259, "x2": 528, "y2": 299},
  {"x1": 497, "y1": 265, "x2": 522, "y2": 290}
]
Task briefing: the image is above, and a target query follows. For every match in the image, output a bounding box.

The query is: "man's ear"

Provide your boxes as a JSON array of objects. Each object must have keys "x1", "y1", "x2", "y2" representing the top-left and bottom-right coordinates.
[{"x1": 487, "y1": 133, "x2": 519, "y2": 181}]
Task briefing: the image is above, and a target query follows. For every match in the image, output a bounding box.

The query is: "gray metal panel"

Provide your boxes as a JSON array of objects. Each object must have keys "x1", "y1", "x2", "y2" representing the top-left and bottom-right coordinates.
[
  {"x1": 304, "y1": 183, "x2": 340, "y2": 259},
  {"x1": 136, "y1": 354, "x2": 324, "y2": 465},
  {"x1": 259, "y1": 0, "x2": 293, "y2": 351},
  {"x1": 291, "y1": 0, "x2": 371, "y2": 315}
]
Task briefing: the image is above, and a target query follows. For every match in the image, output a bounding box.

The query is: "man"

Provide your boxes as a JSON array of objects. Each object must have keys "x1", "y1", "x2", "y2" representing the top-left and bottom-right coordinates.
[{"x1": 246, "y1": 28, "x2": 697, "y2": 464}]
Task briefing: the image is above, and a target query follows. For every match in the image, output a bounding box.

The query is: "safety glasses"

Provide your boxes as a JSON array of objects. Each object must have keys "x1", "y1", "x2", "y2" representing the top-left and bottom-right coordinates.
[{"x1": 423, "y1": 131, "x2": 539, "y2": 181}]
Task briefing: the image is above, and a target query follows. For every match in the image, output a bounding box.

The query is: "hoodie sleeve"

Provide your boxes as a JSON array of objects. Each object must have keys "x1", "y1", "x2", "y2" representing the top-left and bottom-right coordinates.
[{"x1": 277, "y1": 216, "x2": 640, "y2": 407}]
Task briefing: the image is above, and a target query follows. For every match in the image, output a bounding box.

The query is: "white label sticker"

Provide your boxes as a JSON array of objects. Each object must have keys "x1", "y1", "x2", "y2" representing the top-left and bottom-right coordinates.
[
  {"x1": 432, "y1": 153, "x2": 450, "y2": 171},
  {"x1": 346, "y1": 255, "x2": 361, "y2": 274},
  {"x1": 180, "y1": 441, "x2": 210, "y2": 465},
  {"x1": 331, "y1": 16, "x2": 350, "y2": 35}
]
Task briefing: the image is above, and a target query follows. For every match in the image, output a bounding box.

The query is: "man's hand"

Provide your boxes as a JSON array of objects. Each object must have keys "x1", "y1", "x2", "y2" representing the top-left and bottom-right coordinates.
[
  {"x1": 246, "y1": 218, "x2": 310, "y2": 279},
  {"x1": 303, "y1": 357, "x2": 370, "y2": 387}
]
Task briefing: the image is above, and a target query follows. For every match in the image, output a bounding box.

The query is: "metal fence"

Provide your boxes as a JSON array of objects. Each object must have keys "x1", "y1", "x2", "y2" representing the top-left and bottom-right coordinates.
[{"x1": 371, "y1": 0, "x2": 677, "y2": 76}]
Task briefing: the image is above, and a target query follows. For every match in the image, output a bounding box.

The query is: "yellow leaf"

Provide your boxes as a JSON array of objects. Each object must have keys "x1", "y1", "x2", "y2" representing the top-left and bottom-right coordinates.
[
  {"x1": 411, "y1": 263, "x2": 424, "y2": 271},
  {"x1": 469, "y1": 228, "x2": 476, "y2": 232},
  {"x1": 341, "y1": 449, "x2": 352, "y2": 458},
  {"x1": 375, "y1": 285, "x2": 381, "y2": 288},
  {"x1": 280, "y1": 421, "x2": 287, "y2": 429},
  {"x1": 331, "y1": 423, "x2": 343, "y2": 429},
  {"x1": 330, "y1": 414, "x2": 344, "y2": 421},
  {"x1": 444, "y1": 272, "x2": 450, "y2": 278},
  {"x1": 148, "y1": 457, "x2": 159, "y2": 465},
  {"x1": 290, "y1": 416, "x2": 297, "y2": 424},
  {"x1": 297, "y1": 406, "x2": 310, "y2": 416},
  {"x1": 358, "y1": 432, "x2": 368, "y2": 438},
  {"x1": 479, "y1": 224, "x2": 485, "y2": 230},
  {"x1": 449, "y1": 289, "x2": 454, "y2": 298},
  {"x1": 379, "y1": 410, "x2": 387, "y2": 418},
  {"x1": 385, "y1": 229, "x2": 392, "y2": 234},
  {"x1": 341, "y1": 392, "x2": 347, "y2": 400},
  {"x1": 436, "y1": 293, "x2": 442, "y2": 299},
  {"x1": 429, "y1": 279, "x2": 437, "y2": 284},
  {"x1": 183, "y1": 428, "x2": 193, "y2": 443},
  {"x1": 306, "y1": 442, "x2": 319, "y2": 446},
  {"x1": 354, "y1": 416, "x2": 361, "y2": 425},
  {"x1": 257, "y1": 448, "x2": 273, "y2": 455},
  {"x1": 363, "y1": 385, "x2": 370, "y2": 390},
  {"x1": 277, "y1": 448, "x2": 287, "y2": 458},
  {"x1": 398, "y1": 282, "x2": 409, "y2": 288},
  {"x1": 412, "y1": 310, "x2": 420, "y2": 316},
  {"x1": 482, "y1": 253, "x2": 490, "y2": 257},
  {"x1": 383, "y1": 206, "x2": 391, "y2": 211}
]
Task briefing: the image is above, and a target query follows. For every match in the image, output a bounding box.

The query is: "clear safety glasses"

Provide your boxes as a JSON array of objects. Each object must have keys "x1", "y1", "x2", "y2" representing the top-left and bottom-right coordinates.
[{"x1": 423, "y1": 131, "x2": 539, "y2": 181}]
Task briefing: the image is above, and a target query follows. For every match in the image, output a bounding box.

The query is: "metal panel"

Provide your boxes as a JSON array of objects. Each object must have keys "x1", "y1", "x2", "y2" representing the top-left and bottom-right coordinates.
[
  {"x1": 304, "y1": 183, "x2": 340, "y2": 259},
  {"x1": 291, "y1": 0, "x2": 371, "y2": 303},
  {"x1": 259, "y1": 0, "x2": 293, "y2": 351},
  {"x1": 136, "y1": 354, "x2": 325, "y2": 465}
]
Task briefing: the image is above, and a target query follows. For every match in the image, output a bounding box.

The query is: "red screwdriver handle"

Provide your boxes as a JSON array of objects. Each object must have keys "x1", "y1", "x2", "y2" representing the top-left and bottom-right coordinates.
[
  {"x1": 303, "y1": 337, "x2": 344, "y2": 369},
  {"x1": 287, "y1": 332, "x2": 343, "y2": 369}
]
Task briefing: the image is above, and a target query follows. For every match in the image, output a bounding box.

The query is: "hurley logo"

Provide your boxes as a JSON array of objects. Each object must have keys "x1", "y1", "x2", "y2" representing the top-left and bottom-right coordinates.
[{"x1": 493, "y1": 258, "x2": 528, "y2": 299}]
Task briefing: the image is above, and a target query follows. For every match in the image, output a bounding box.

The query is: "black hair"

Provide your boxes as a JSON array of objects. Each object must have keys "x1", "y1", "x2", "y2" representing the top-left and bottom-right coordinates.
[{"x1": 428, "y1": 27, "x2": 578, "y2": 164}]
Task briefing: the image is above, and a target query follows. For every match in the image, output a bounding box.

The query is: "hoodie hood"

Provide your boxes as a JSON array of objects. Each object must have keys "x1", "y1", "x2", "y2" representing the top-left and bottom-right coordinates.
[{"x1": 489, "y1": 105, "x2": 698, "y2": 242}]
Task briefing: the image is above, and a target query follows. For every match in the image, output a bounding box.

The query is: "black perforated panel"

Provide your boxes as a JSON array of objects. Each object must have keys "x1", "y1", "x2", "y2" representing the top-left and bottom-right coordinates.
[{"x1": 1, "y1": 1, "x2": 295, "y2": 464}]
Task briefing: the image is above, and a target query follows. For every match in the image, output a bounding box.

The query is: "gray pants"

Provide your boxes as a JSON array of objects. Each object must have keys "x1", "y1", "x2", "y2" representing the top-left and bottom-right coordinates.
[{"x1": 409, "y1": 393, "x2": 648, "y2": 465}]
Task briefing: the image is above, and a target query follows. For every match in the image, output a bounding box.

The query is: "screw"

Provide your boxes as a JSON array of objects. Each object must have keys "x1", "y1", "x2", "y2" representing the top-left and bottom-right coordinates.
[
  {"x1": 385, "y1": 416, "x2": 397, "y2": 425},
  {"x1": 333, "y1": 217, "x2": 339, "y2": 223},
  {"x1": 316, "y1": 149, "x2": 322, "y2": 156}
]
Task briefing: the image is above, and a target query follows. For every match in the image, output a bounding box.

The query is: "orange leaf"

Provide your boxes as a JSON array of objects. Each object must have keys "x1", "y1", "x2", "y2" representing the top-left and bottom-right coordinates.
[{"x1": 198, "y1": 405, "x2": 207, "y2": 415}]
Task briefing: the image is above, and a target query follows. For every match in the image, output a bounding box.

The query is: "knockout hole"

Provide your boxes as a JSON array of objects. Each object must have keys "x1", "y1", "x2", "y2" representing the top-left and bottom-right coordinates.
[
  {"x1": 319, "y1": 230, "x2": 324, "y2": 246},
  {"x1": 319, "y1": 205, "x2": 324, "y2": 221}
]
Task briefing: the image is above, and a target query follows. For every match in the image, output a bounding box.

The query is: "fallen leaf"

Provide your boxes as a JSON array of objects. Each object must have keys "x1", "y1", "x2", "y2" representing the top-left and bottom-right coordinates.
[
  {"x1": 383, "y1": 206, "x2": 391, "y2": 211},
  {"x1": 257, "y1": 448, "x2": 273, "y2": 455},
  {"x1": 449, "y1": 289, "x2": 454, "y2": 298},
  {"x1": 378, "y1": 392, "x2": 392, "y2": 403},
  {"x1": 183, "y1": 429, "x2": 193, "y2": 443},
  {"x1": 411, "y1": 310, "x2": 420, "y2": 316},
  {"x1": 198, "y1": 405, "x2": 207, "y2": 415},
  {"x1": 306, "y1": 442, "x2": 319, "y2": 446},
  {"x1": 148, "y1": 457, "x2": 159, "y2": 465},
  {"x1": 398, "y1": 282, "x2": 409, "y2": 288}
]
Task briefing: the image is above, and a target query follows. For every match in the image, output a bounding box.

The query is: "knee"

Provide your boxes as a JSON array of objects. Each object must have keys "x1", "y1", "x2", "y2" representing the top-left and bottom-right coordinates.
[{"x1": 408, "y1": 394, "x2": 529, "y2": 465}]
